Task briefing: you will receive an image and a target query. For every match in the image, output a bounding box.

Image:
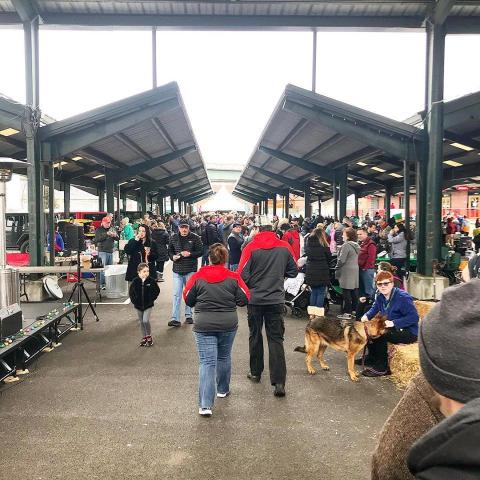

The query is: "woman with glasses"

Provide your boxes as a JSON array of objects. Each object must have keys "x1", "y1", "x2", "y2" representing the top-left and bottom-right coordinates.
[{"x1": 360, "y1": 271, "x2": 419, "y2": 377}]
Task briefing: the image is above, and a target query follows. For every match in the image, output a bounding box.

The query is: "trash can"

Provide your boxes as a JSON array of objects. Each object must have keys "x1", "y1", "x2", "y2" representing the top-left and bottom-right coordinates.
[{"x1": 104, "y1": 264, "x2": 128, "y2": 298}]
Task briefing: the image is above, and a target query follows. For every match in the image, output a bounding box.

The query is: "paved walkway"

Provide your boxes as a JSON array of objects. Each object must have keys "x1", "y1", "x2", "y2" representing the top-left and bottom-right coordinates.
[{"x1": 0, "y1": 265, "x2": 401, "y2": 479}]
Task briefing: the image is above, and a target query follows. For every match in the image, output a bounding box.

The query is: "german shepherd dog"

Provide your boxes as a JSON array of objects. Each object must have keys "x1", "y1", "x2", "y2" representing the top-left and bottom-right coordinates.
[{"x1": 294, "y1": 313, "x2": 387, "y2": 382}]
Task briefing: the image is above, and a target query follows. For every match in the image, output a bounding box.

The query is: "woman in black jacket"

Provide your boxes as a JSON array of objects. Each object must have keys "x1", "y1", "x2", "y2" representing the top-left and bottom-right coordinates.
[
  {"x1": 124, "y1": 224, "x2": 159, "y2": 282},
  {"x1": 150, "y1": 221, "x2": 169, "y2": 282},
  {"x1": 305, "y1": 226, "x2": 332, "y2": 311},
  {"x1": 129, "y1": 263, "x2": 160, "y2": 346},
  {"x1": 183, "y1": 243, "x2": 250, "y2": 417}
]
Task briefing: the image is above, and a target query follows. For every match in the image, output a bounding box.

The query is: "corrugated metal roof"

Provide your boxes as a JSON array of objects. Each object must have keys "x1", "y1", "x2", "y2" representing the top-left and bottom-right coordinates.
[
  {"x1": 234, "y1": 85, "x2": 480, "y2": 203},
  {"x1": 1, "y1": 1, "x2": 479, "y2": 31},
  {"x1": 0, "y1": 82, "x2": 213, "y2": 200}
]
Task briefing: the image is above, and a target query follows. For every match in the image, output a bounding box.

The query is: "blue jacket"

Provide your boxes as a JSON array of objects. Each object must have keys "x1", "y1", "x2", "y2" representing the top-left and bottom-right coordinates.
[{"x1": 366, "y1": 287, "x2": 419, "y2": 336}]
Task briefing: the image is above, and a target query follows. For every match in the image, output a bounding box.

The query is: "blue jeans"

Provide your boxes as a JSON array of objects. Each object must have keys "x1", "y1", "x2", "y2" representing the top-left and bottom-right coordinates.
[
  {"x1": 310, "y1": 285, "x2": 326, "y2": 308},
  {"x1": 194, "y1": 330, "x2": 237, "y2": 409},
  {"x1": 202, "y1": 245, "x2": 210, "y2": 266},
  {"x1": 98, "y1": 251, "x2": 113, "y2": 287},
  {"x1": 171, "y1": 271, "x2": 194, "y2": 322},
  {"x1": 359, "y1": 269, "x2": 375, "y2": 297}
]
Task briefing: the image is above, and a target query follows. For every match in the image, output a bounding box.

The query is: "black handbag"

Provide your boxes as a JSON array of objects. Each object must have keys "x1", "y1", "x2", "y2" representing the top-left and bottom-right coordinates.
[{"x1": 91, "y1": 256, "x2": 103, "y2": 268}]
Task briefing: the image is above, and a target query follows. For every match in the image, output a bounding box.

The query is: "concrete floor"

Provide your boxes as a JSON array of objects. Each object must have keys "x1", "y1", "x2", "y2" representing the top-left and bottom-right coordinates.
[{"x1": 0, "y1": 266, "x2": 401, "y2": 479}]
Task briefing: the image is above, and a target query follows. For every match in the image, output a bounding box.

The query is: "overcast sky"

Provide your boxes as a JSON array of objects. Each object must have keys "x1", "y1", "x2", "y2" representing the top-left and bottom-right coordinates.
[{"x1": 1, "y1": 28, "x2": 479, "y2": 168}]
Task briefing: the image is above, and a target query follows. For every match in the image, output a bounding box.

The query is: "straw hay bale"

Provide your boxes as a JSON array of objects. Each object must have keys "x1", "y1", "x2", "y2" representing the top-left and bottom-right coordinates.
[{"x1": 389, "y1": 343, "x2": 420, "y2": 389}]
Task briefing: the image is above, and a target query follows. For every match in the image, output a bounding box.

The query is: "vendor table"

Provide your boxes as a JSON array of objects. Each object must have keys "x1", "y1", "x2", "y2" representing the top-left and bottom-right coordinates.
[
  {"x1": 0, "y1": 303, "x2": 79, "y2": 382},
  {"x1": 376, "y1": 254, "x2": 417, "y2": 270}
]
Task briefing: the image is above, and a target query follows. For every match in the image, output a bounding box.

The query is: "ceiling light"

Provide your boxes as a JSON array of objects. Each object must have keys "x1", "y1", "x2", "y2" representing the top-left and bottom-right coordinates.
[
  {"x1": 71, "y1": 156, "x2": 83, "y2": 161},
  {"x1": 53, "y1": 161, "x2": 68, "y2": 168},
  {"x1": 118, "y1": 181, "x2": 128, "y2": 186},
  {"x1": 450, "y1": 142, "x2": 474, "y2": 152},
  {"x1": 347, "y1": 177, "x2": 353, "y2": 181},
  {"x1": 93, "y1": 174, "x2": 105, "y2": 179},
  {"x1": 443, "y1": 160, "x2": 463, "y2": 167},
  {"x1": 357, "y1": 162, "x2": 368, "y2": 166},
  {"x1": 371, "y1": 166, "x2": 386, "y2": 173},
  {"x1": 0, "y1": 127, "x2": 20, "y2": 136},
  {"x1": 389, "y1": 172, "x2": 403, "y2": 178},
  {"x1": 356, "y1": 180, "x2": 367, "y2": 185},
  {"x1": 471, "y1": 176, "x2": 480, "y2": 181},
  {"x1": 321, "y1": 182, "x2": 330, "y2": 186}
]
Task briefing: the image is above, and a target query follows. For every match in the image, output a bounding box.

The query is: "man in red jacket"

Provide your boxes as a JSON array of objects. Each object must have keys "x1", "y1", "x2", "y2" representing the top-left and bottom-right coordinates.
[
  {"x1": 238, "y1": 219, "x2": 297, "y2": 397},
  {"x1": 357, "y1": 228, "x2": 377, "y2": 298}
]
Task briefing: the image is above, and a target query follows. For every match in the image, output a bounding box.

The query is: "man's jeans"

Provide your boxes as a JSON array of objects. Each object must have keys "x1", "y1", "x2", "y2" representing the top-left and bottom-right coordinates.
[
  {"x1": 201, "y1": 245, "x2": 210, "y2": 266},
  {"x1": 171, "y1": 271, "x2": 194, "y2": 322},
  {"x1": 247, "y1": 304, "x2": 286, "y2": 386},
  {"x1": 98, "y1": 251, "x2": 113, "y2": 287},
  {"x1": 193, "y1": 330, "x2": 237, "y2": 409},
  {"x1": 359, "y1": 269, "x2": 375, "y2": 297},
  {"x1": 310, "y1": 285, "x2": 326, "y2": 308}
]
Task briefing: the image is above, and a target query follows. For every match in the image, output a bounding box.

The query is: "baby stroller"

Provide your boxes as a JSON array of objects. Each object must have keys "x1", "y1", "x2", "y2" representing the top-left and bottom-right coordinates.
[{"x1": 284, "y1": 272, "x2": 311, "y2": 317}]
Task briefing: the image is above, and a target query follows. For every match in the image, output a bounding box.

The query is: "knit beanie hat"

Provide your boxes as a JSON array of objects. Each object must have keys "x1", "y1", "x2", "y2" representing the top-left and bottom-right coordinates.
[{"x1": 418, "y1": 278, "x2": 480, "y2": 403}]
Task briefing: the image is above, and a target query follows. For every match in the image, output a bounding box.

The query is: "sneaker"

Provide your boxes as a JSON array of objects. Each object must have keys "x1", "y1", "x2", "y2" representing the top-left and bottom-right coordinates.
[
  {"x1": 185, "y1": 317, "x2": 194, "y2": 325},
  {"x1": 337, "y1": 313, "x2": 352, "y2": 320},
  {"x1": 217, "y1": 391, "x2": 230, "y2": 398},
  {"x1": 139, "y1": 337, "x2": 148, "y2": 347},
  {"x1": 168, "y1": 320, "x2": 181, "y2": 327},
  {"x1": 146, "y1": 336, "x2": 153, "y2": 347},
  {"x1": 199, "y1": 408, "x2": 212, "y2": 417},
  {"x1": 274, "y1": 384, "x2": 286, "y2": 397},
  {"x1": 100, "y1": 285, "x2": 106, "y2": 291},
  {"x1": 247, "y1": 373, "x2": 261, "y2": 383}
]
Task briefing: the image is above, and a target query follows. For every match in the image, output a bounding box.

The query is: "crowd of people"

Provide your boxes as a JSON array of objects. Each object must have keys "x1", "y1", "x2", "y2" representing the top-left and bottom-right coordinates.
[{"x1": 87, "y1": 208, "x2": 480, "y2": 477}]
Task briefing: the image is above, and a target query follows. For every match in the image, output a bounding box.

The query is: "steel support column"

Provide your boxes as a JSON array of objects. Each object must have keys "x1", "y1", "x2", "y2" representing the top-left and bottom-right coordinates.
[
  {"x1": 121, "y1": 192, "x2": 127, "y2": 213},
  {"x1": 264, "y1": 199, "x2": 269, "y2": 215},
  {"x1": 63, "y1": 180, "x2": 71, "y2": 218},
  {"x1": 332, "y1": 177, "x2": 338, "y2": 220},
  {"x1": 152, "y1": 27, "x2": 157, "y2": 88},
  {"x1": 354, "y1": 191, "x2": 359, "y2": 218},
  {"x1": 284, "y1": 190, "x2": 290, "y2": 218},
  {"x1": 318, "y1": 197, "x2": 322, "y2": 216},
  {"x1": 170, "y1": 195, "x2": 174, "y2": 213},
  {"x1": 336, "y1": 166, "x2": 348, "y2": 220},
  {"x1": 272, "y1": 194, "x2": 277, "y2": 216},
  {"x1": 312, "y1": 30, "x2": 317, "y2": 93},
  {"x1": 47, "y1": 160, "x2": 55, "y2": 266},
  {"x1": 404, "y1": 158, "x2": 411, "y2": 272},
  {"x1": 24, "y1": 16, "x2": 43, "y2": 265},
  {"x1": 106, "y1": 178, "x2": 115, "y2": 214},
  {"x1": 304, "y1": 189, "x2": 312, "y2": 218},
  {"x1": 98, "y1": 188, "x2": 105, "y2": 211},
  {"x1": 423, "y1": 21, "x2": 446, "y2": 276},
  {"x1": 116, "y1": 185, "x2": 121, "y2": 229},
  {"x1": 385, "y1": 186, "x2": 392, "y2": 221},
  {"x1": 139, "y1": 188, "x2": 147, "y2": 214},
  {"x1": 158, "y1": 195, "x2": 164, "y2": 215}
]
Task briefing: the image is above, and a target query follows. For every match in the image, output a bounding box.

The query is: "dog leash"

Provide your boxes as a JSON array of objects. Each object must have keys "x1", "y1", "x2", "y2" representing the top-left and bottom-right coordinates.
[{"x1": 361, "y1": 323, "x2": 371, "y2": 369}]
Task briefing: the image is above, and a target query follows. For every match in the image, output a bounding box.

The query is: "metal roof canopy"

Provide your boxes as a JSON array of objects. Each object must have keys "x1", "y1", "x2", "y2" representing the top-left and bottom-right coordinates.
[
  {"x1": 1, "y1": 1, "x2": 479, "y2": 33},
  {"x1": 0, "y1": 82, "x2": 212, "y2": 199},
  {"x1": 235, "y1": 84, "x2": 423, "y2": 203},
  {"x1": 234, "y1": 85, "x2": 480, "y2": 204},
  {"x1": 41, "y1": 82, "x2": 212, "y2": 198}
]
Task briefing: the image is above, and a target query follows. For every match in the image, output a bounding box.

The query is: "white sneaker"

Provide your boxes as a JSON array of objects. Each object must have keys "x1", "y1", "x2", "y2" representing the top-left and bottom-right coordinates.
[
  {"x1": 337, "y1": 313, "x2": 352, "y2": 320},
  {"x1": 217, "y1": 392, "x2": 230, "y2": 398},
  {"x1": 199, "y1": 408, "x2": 212, "y2": 417}
]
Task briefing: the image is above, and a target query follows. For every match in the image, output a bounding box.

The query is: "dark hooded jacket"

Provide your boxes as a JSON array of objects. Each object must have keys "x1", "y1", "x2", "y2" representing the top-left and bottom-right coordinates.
[
  {"x1": 304, "y1": 235, "x2": 332, "y2": 287},
  {"x1": 129, "y1": 275, "x2": 160, "y2": 311},
  {"x1": 407, "y1": 397, "x2": 480, "y2": 480},
  {"x1": 124, "y1": 238, "x2": 159, "y2": 282}
]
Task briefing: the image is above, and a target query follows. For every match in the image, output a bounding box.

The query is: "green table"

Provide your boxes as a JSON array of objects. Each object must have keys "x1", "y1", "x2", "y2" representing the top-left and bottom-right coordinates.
[{"x1": 376, "y1": 254, "x2": 417, "y2": 269}]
